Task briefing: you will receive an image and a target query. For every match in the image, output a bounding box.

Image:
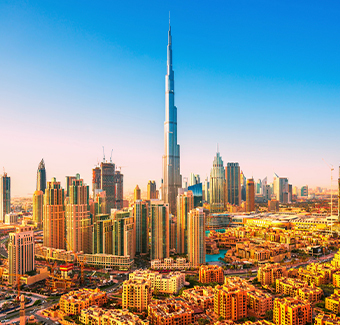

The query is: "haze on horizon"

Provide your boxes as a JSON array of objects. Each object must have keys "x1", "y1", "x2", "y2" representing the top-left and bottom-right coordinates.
[{"x1": 1, "y1": 0, "x2": 340, "y2": 197}]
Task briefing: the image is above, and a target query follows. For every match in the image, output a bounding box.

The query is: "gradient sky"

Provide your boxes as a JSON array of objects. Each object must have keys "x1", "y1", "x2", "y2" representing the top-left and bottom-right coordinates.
[{"x1": 1, "y1": 0, "x2": 340, "y2": 197}]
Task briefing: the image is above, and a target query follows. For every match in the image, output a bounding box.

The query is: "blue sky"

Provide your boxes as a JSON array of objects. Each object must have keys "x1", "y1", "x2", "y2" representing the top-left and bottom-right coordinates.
[{"x1": 0, "y1": 0, "x2": 339, "y2": 196}]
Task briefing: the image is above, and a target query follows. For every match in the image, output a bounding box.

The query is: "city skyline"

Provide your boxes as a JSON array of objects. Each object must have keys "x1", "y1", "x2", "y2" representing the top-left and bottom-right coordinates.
[{"x1": 1, "y1": 1, "x2": 340, "y2": 196}]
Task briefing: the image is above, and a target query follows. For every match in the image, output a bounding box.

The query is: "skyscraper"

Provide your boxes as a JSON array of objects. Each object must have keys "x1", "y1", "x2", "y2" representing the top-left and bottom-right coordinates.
[
  {"x1": 134, "y1": 185, "x2": 141, "y2": 201},
  {"x1": 9, "y1": 222, "x2": 34, "y2": 285},
  {"x1": 101, "y1": 162, "x2": 116, "y2": 213},
  {"x1": 176, "y1": 190, "x2": 194, "y2": 254},
  {"x1": 246, "y1": 178, "x2": 255, "y2": 212},
  {"x1": 189, "y1": 173, "x2": 200, "y2": 187},
  {"x1": 92, "y1": 167, "x2": 101, "y2": 199},
  {"x1": 0, "y1": 172, "x2": 11, "y2": 223},
  {"x1": 43, "y1": 178, "x2": 65, "y2": 249},
  {"x1": 66, "y1": 176, "x2": 92, "y2": 254},
  {"x1": 134, "y1": 200, "x2": 149, "y2": 255},
  {"x1": 36, "y1": 159, "x2": 46, "y2": 193},
  {"x1": 225, "y1": 163, "x2": 241, "y2": 206},
  {"x1": 33, "y1": 190, "x2": 43, "y2": 228},
  {"x1": 115, "y1": 170, "x2": 124, "y2": 210},
  {"x1": 147, "y1": 181, "x2": 157, "y2": 200},
  {"x1": 210, "y1": 152, "x2": 225, "y2": 212},
  {"x1": 65, "y1": 175, "x2": 77, "y2": 197},
  {"x1": 188, "y1": 207, "x2": 206, "y2": 267},
  {"x1": 273, "y1": 175, "x2": 289, "y2": 203},
  {"x1": 240, "y1": 170, "x2": 246, "y2": 201},
  {"x1": 162, "y1": 21, "x2": 181, "y2": 216},
  {"x1": 150, "y1": 200, "x2": 169, "y2": 260}
]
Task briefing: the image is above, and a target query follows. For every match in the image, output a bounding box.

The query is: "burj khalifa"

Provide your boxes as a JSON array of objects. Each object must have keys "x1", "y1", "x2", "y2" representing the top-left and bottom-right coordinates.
[{"x1": 162, "y1": 20, "x2": 181, "y2": 215}]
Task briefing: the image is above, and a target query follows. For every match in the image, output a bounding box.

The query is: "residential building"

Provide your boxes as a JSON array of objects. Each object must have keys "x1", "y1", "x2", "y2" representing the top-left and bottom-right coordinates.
[
  {"x1": 210, "y1": 151, "x2": 225, "y2": 212},
  {"x1": 66, "y1": 176, "x2": 92, "y2": 254},
  {"x1": 122, "y1": 277, "x2": 152, "y2": 312},
  {"x1": 92, "y1": 214, "x2": 113, "y2": 254},
  {"x1": 246, "y1": 178, "x2": 255, "y2": 212},
  {"x1": 0, "y1": 172, "x2": 10, "y2": 223},
  {"x1": 226, "y1": 162, "x2": 241, "y2": 206},
  {"x1": 247, "y1": 290, "x2": 273, "y2": 318},
  {"x1": 151, "y1": 257, "x2": 191, "y2": 270},
  {"x1": 150, "y1": 200, "x2": 169, "y2": 260},
  {"x1": 59, "y1": 288, "x2": 107, "y2": 315},
  {"x1": 257, "y1": 263, "x2": 287, "y2": 285},
  {"x1": 65, "y1": 175, "x2": 77, "y2": 197},
  {"x1": 148, "y1": 298, "x2": 194, "y2": 325},
  {"x1": 33, "y1": 190, "x2": 43, "y2": 228},
  {"x1": 36, "y1": 159, "x2": 46, "y2": 193},
  {"x1": 134, "y1": 200, "x2": 149, "y2": 255},
  {"x1": 176, "y1": 190, "x2": 194, "y2": 254},
  {"x1": 199, "y1": 265, "x2": 224, "y2": 284},
  {"x1": 315, "y1": 313, "x2": 340, "y2": 325},
  {"x1": 162, "y1": 22, "x2": 181, "y2": 216},
  {"x1": 325, "y1": 288, "x2": 340, "y2": 314},
  {"x1": 8, "y1": 223, "x2": 34, "y2": 285},
  {"x1": 43, "y1": 178, "x2": 65, "y2": 249},
  {"x1": 273, "y1": 297, "x2": 312, "y2": 325},
  {"x1": 115, "y1": 170, "x2": 124, "y2": 209},
  {"x1": 101, "y1": 162, "x2": 116, "y2": 213},
  {"x1": 182, "y1": 286, "x2": 215, "y2": 309},
  {"x1": 5, "y1": 213, "x2": 18, "y2": 225},
  {"x1": 92, "y1": 167, "x2": 101, "y2": 199},
  {"x1": 188, "y1": 207, "x2": 206, "y2": 267}
]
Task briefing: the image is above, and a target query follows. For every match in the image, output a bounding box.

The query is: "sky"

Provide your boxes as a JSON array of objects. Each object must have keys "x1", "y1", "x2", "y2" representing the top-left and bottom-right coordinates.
[{"x1": 0, "y1": 0, "x2": 340, "y2": 197}]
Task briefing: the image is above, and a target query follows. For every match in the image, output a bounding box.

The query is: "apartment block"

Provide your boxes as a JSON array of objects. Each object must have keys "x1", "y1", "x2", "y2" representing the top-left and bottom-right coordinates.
[
  {"x1": 122, "y1": 277, "x2": 152, "y2": 312},
  {"x1": 182, "y1": 286, "x2": 215, "y2": 309},
  {"x1": 273, "y1": 298, "x2": 312, "y2": 325},
  {"x1": 325, "y1": 288, "x2": 340, "y2": 314},
  {"x1": 257, "y1": 263, "x2": 287, "y2": 285},
  {"x1": 247, "y1": 289, "x2": 273, "y2": 318},
  {"x1": 199, "y1": 265, "x2": 224, "y2": 284}
]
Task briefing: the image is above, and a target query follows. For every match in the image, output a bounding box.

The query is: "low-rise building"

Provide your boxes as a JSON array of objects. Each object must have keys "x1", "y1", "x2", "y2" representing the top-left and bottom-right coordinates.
[
  {"x1": 151, "y1": 257, "x2": 191, "y2": 270},
  {"x1": 182, "y1": 286, "x2": 214, "y2": 309},
  {"x1": 257, "y1": 263, "x2": 287, "y2": 286},
  {"x1": 80, "y1": 307, "x2": 147, "y2": 325},
  {"x1": 273, "y1": 297, "x2": 312, "y2": 325},
  {"x1": 325, "y1": 288, "x2": 340, "y2": 314},
  {"x1": 129, "y1": 269, "x2": 185, "y2": 294},
  {"x1": 122, "y1": 277, "x2": 152, "y2": 312},
  {"x1": 214, "y1": 277, "x2": 255, "y2": 321},
  {"x1": 315, "y1": 313, "x2": 340, "y2": 325},
  {"x1": 148, "y1": 298, "x2": 194, "y2": 325},
  {"x1": 247, "y1": 289, "x2": 273, "y2": 318},
  {"x1": 59, "y1": 288, "x2": 107, "y2": 315},
  {"x1": 199, "y1": 265, "x2": 224, "y2": 284}
]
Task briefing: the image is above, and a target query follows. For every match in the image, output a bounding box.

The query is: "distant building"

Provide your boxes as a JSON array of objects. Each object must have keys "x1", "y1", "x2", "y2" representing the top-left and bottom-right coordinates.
[
  {"x1": 92, "y1": 214, "x2": 112, "y2": 254},
  {"x1": 188, "y1": 207, "x2": 206, "y2": 267},
  {"x1": 189, "y1": 173, "x2": 200, "y2": 186},
  {"x1": 36, "y1": 159, "x2": 46, "y2": 193},
  {"x1": 240, "y1": 170, "x2": 246, "y2": 201},
  {"x1": 101, "y1": 162, "x2": 116, "y2": 213},
  {"x1": 151, "y1": 257, "x2": 191, "y2": 270},
  {"x1": 176, "y1": 190, "x2": 194, "y2": 254},
  {"x1": 134, "y1": 200, "x2": 149, "y2": 255},
  {"x1": 9, "y1": 223, "x2": 34, "y2": 285},
  {"x1": 92, "y1": 167, "x2": 101, "y2": 199},
  {"x1": 268, "y1": 200, "x2": 279, "y2": 212},
  {"x1": 0, "y1": 172, "x2": 11, "y2": 223},
  {"x1": 257, "y1": 263, "x2": 287, "y2": 286},
  {"x1": 134, "y1": 185, "x2": 141, "y2": 201},
  {"x1": 43, "y1": 178, "x2": 65, "y2": 249},
  {"x1": 210, "y1": 151, "x2": 225, "y2": 212},
  {"x1": 301, "y1": 186, "x2": 308, "y2": 197},
  {"x1": 150, "y1": 200, "x2": 169, "y2": 260},
  {"x1": 147, "y1": 180, "x2": 157, "y2": 200},
  {"x1": 5, "y1": 213, "x2": 18, "y2": 225},
  {"x1": 273, "y1": 175, "x2": 289, "y2": 203},
  {"x1": 226, "y1": 163, "x2": 241, "y2": 206},
  {"x1": 115, "y1": 170, "x2": 124, "y2": 209},
  {"x1": 65, "y1": 175, "x2": 77, "y2": 197},
  {"x1": 188, "y1": 183, "x2": 203, "y2": 207},
  {"x1": 33, "y1": 191, "x2": 43, "y2": 228},
  {"x1": 246, "y1": 178, "x2": 255, "y2": 212},
  {"x1": 203, "y1": 177, "x2": 210, "y2": 203}
]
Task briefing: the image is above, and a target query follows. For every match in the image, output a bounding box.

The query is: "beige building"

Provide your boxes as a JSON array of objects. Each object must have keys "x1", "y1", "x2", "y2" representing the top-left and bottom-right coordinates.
[
  {"x1": 122, "y1": 277, "x2": 152, "y2": 312},
  {"x1": 247, "y1": 289, "x2": 273, "y2": 318},
  {"x1": 315, "y1": 313, "x2": 340, "y2": 325},
  {"x1": 199, "y1": 265, "x2": 224, "y2": 284},
  {"x1": 151, "y1": 257, "x2": 191, "y2": 270},
  {"x1": 182, "y1": 286, "x2": 214, "y2": 309},
  {"x1": 8, "y1": 222, "x2": 34, "y2": 285},
  {"x1": 257, "y1": 263, "x2": 287, "y2": 285},
  {"x1": 5, "y1": 213, "x2": 18, "y2": 225},
  {"x1": 134, "y1": 185, "x2": 141, "y2": 201},
  {"x1": 33, "y1": 190, "x2": 43, "y2": 228}
]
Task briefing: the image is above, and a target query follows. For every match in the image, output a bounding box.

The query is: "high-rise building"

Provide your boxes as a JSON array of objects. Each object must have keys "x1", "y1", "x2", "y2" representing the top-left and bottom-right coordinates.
[
  {"x1": 176, "y1": 190, "x2": 194, "y2": 254},
  {"x1": 189, "y1": 173, "x2": 200, "y2": 187},
  {"x1": 188, "y1": 183, "x2": 203, "y2": 207},
  {"x1": 33, "y1": 190, "x2": 43, "y2": 228},
  {"x1": 301, "y1": 186, "x2": 308, "y2": 197},
  {"x1": 203, "y1": 177, "x2": 210, "y2": 203},
  {"x1": 264, "y1": 184, "x2": 272, "y2": 201},
  {"x1": 8, "y1": 223, "x2": 34, "y2": 285},
  {"x1": 147, "y1": 181, "x2": 157, "y2": 200},
  {"x1": 66, "y1": 176, "x2": 92, "y2": 254},
  {"x1": 225, "y1": 163, "x2": 241, "y2": 206},
  {"x1": 43, "y1": 178, "x2": 65, "y2": 249},
  {"x1": 101, "y1": 162, "x2": 116, "y2": 213},
  {"x1": 162, "y1": 21, "x2": 181, "y2": 216},
  {"x1": 246, "y1": 178, "x2": 255, "y2": 212},
  {"x1": 188, "y1": 207, "x2": 206, "y2": 267},
  {"x1": 240, "y1": 170, "x2": 246, "y2": 201},
  {"x1": 65, "y1": 175, "x2": 77, "y2": 197},
  {"x1": 134, "y1": 200, "x2": 149, "y2": 255},
  {"x1": 150, "y1": 200, "x2": 169, "y2": 260},
  {"x1": 36, "y1": 159, "x2": 46, "y2": 193},
  {"x1": 134, "y1": 185, "x2": 141, "y2": 201},
  {"x1": 115, "y1": 171, "x2": 124, "y2": 210},
  {"x1": 122, "y1": 277, "x2": 152, "y2": 312},
  {"x1": 112, "y1": 210, "x2": 135, "y2": 258},
  {"x1": 169, "y1": 215, "x2": 177, "y2": 252},
  {"x1": 90, "y1": 191, "x2": 107, "y2": 218},
  {"x1": 0, "y1": 172, "x2": 11, "y2": 223},
  {"x1": 92, "y1": 167, "x2": 101, "y2": 199},
  {"x1": 92, "y1": 214, "x2": 113, "y2": 254},
  {"x1": 210, "y1": 152, "x2": 225, "y2": 212},
  {"x1": 256, "y1": 179, "x2": 262, "y2": 195},
  {"x1": 273, "y1": 174, "x2": 289, "y2": 203}
]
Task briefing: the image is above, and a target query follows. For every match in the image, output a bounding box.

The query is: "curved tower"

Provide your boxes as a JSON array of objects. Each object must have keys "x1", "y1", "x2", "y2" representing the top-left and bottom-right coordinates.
[
  {"x1": 162, "y1": 20, "x2": 181, "y2": 215},
  {"x1": 36, "y1": 159, "x2": 46, "y2": 193}
]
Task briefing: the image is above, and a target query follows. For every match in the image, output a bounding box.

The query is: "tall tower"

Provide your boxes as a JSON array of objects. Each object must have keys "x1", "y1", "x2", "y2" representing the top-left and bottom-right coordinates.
[
  {"x1": 246, "y1": 178, "x2": 255, "y2": 212},
  {"x1": 134, "y1": 200, "x2": 149, "y2": 255},
  {"x1": 147, "y1": 181, "x2": 157, "y2": 200},
  {"x1": 210, "y1": 152, "x2": 225, "y2": 213},
  {"x1": 36, "y1": 159, "x2": 46, "y2": 193},
  {"x1": 0, "y1": 172, "x2": 11, "y2": 223},
  {"x1": 33, "y1": 190, "x2": 43, "y2": 228},
  {"x1": 162, "y1": 19, "x2": 181, "y2": 215},
  {"x1": 134, "y1": 185, "x2": 141, "y2": 201},
  {"x1": 43, "y1": 178, "x2": 65, "y2": 249},
  {"x1": 226, "y1": 163, "x2": 241, "y2": 206}
]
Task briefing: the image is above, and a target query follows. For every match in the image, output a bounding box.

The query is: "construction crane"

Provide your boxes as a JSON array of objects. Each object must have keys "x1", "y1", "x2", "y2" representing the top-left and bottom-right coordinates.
[
  {"x1": 322, "y1": 158, "x2": 335, "y2": 233},
  {"x1": 7, "y1": 273, "x2": 23, "y2": 300}
]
